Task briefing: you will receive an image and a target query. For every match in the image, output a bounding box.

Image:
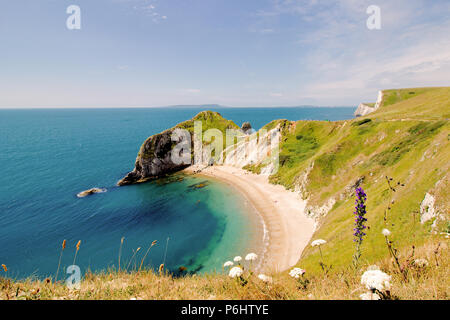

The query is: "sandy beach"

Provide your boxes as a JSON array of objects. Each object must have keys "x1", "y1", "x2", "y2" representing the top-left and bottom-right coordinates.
[{"x1": 184, "y1": 165, "x2": 315, "y2": 273}]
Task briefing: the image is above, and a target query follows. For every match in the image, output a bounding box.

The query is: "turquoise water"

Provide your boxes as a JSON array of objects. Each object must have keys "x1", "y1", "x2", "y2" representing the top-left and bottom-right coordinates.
[{"x1": 0, "y1": 107, "x2": 354, "y2": 279}]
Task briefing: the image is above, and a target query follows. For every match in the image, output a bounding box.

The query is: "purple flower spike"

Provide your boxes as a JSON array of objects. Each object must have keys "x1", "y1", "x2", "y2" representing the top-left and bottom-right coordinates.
[{"x1": 353, "y1": 187, "x2": 367, "y2": 245}]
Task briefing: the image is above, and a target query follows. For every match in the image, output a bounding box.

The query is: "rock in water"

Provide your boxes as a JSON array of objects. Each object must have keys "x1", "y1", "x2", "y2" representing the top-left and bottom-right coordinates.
[
  {"x1": 77, "y1": 188, "x2": 106, "y2": 198},
  {"x1": 241, "y1": 122, "x2": 252, "y2": 134}
]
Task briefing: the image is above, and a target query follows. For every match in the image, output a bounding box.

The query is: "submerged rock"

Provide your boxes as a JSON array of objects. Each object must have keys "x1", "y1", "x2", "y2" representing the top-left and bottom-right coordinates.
[
  {"x1": 77, "y1": 188, "x2": 106, "y2": 198},
  {"x1": 187, "y1": 181, "x2": 210, "y2": 190}
]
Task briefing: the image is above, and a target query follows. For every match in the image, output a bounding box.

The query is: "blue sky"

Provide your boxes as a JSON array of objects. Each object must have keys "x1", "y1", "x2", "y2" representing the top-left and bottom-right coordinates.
[{"x1": 0, "y1": 0, "x2": 449, "y2": 107}]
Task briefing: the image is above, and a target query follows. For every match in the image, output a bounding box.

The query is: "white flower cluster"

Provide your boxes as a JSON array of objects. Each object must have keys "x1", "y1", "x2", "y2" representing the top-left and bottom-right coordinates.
[
  {"x1": 289, "y1": 267, "x2": 305, "y2": 279},
  {"x1": 228, "y1": 266, "x2": 243, "y2": 278},
  {"x1": 225, "y1": 252, "x2": 258, "y2": 278},
  {"x1": 382, "y1": 229, "x2": 391, "y2": 237},
  {"x1": 245, "y1": 253, "x2": 258, "y2": 261},
  {"x1": 258, "y1": 274, "x2": 273, "y2": 283},
  {"x1": 311, "y1": 239, "x2": 327, "y2": 247},
  {"x1": 359, "y1": 267, "x2": 391, "y2": 300},
  {"x1": 361, "y1": 269, "x2": 391, "y2": 291},
  {"x1": 223, "y1": 261, "x2": 234, "y2": 268}
]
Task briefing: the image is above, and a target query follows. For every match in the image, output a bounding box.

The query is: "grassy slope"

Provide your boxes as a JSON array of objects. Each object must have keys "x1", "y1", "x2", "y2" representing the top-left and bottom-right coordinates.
[
  {"x1": 261, "y1": 87, "x2": 449, "y2": 273},
  {"x1": 379, "y1": 87, "x2": 450, "y2": 120},
  {"x1": 176, "y1": 110, "x2": 240, "y2": 135},
  {"x1": 1, "y1": 239, "x2": 446, "y2": 299}
]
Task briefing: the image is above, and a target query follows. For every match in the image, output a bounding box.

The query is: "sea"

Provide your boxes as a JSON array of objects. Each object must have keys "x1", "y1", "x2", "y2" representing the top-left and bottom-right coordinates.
[{"x1": 0, "y1": 106, "x2": 354, "y2": 279}]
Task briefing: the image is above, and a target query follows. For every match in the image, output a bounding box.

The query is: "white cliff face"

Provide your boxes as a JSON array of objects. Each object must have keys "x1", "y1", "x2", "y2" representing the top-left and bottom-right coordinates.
[
  {"x1": 354, "y1": 103, "x2": 376, "y2": 117},
  {"x1": 354, "y1": 90, "x2": 384, "y2": 117},
  {"x1": 420, "y1": 193, "x2": 436, "y2": 224},
  {"x1": 260, "y1": 162, "x2": 275, "y2": 176},
  {"x1": 294, "y1": 162, "x2": 314, "y2": 199},
  {"x1": 305, "y1": 198, "x2": 336, "y2": 222},
  {"x1": 220, "y1": 127, "x2": 281, "y2": 174},
  {"x1": 374, "y1": 90, "x2": 383, "y2": 110}
]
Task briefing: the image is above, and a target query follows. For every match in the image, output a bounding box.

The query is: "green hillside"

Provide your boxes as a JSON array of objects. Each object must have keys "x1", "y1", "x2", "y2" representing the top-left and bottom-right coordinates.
[
  {"x1": 253, "y1": 87, "x2": 449, "y2": 273},
  {"x1": 372, "y1": 87, "x2": 450, "y2": 120}
]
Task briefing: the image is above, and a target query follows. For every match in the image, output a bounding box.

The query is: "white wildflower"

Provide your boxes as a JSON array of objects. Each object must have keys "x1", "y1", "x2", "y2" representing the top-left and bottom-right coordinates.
[
  {"x1": 223, "y1": 261, "x2": 234, "y2": 268},
  {"x1": 245, "y1": 253, "x2": 258, "y2": 261},
  {"x1": 228, "y1": 266, "x2": 243, "y2": 278},
  {"x1": 361, "y1": 269, "x2": 391, "y2": 291},
  {"x1": 413, "y1": 259, "x2": 429, "y2": 268},
  {"x1": 382, "y1": 229, "x2": 391, "y2": 237},
  {"x1": 258, "y1": 274, "x2": 273, "y2": 283},
  {"x1": 311, "y1": 239, "x2": 327, "y2": 247},
  {"x1": 289, "y1": 267, "x2": 305, "y2": 279},
  {"x1": 233, "y1": 256, "x2": 242, "y2": 262},
  {"x1": 360, "y1": 292, "x2": 381, "y2": 300}
]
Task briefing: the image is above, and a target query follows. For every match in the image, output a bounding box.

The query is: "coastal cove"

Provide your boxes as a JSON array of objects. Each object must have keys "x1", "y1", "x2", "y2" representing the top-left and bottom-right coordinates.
[
  {"x1": 1, "y1": 0, "x2": 449, "y2": 301},
  {"x1": 0, "y1": 107, "x2": 354, "y2": 279},
  {"x1": 184, "y1": 166, "x2": 316, "y2": 273}
]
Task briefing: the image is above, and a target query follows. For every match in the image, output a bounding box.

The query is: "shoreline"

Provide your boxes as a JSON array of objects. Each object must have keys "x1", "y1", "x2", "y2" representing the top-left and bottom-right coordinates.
[{"x1": 183, "y1": 165, "x2": 315, "y2": 273}]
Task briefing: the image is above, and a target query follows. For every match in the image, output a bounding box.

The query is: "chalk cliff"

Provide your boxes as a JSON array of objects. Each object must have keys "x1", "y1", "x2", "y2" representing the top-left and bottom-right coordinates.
[{"x1": 354, "y1": 90, "x2": 384, "y2": 117}]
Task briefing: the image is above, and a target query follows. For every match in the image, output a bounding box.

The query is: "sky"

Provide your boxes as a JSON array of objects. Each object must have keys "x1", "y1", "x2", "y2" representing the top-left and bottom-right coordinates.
[{"x1": 0, "y1": 0, "x2": 449, "y2": 108}]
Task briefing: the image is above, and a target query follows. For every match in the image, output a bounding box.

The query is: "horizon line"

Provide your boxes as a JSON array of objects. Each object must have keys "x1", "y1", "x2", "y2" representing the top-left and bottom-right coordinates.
[{"x1": 0, "y1": 104, "x2": 357, "y2": 110}]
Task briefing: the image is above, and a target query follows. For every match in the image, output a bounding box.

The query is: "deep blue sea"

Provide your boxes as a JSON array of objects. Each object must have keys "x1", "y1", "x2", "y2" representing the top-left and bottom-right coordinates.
[{"x1": 0, "y1": 107, "x2": 354, "y2": 279}]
